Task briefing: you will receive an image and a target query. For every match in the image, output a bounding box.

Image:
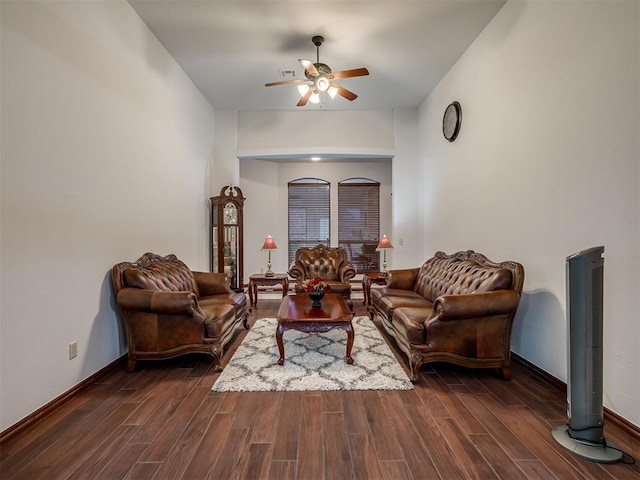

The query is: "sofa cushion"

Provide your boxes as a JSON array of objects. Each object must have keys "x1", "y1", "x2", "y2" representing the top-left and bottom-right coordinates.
[
  {"x1": 199, "y1": 292, "x2": 248, "y2": 315},
  {"x1": 370, "y1": 287, "x2": 423, "y2": 304},
  {"x1": 202, "y1": 304, "x2": 237, "y2": 339},
  {"x1": 124, "y1": 258, "x2": 199, "y2": 296},
  {"x1": 393, "y1": 307, "x2": 431, "y2": 345},
  {"x1": 377, "y1": 295, "x2": 432, "y2": 323}
]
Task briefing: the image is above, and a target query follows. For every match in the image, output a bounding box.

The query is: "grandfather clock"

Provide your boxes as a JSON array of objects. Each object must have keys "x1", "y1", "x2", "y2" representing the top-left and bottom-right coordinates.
[{"x1": 210, "y1": 185, "x2": 244, "y2": 291}]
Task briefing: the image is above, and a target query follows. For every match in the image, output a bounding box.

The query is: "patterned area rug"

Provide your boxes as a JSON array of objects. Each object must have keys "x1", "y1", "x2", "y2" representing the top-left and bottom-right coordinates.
[{"x1": 211, "y1": 316, "x2": 413, "y2": 392}]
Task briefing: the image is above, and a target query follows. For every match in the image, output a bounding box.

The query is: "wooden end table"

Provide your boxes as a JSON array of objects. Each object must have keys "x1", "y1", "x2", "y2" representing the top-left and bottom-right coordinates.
[
  {"x1": 362, "y1": 272, "x2": 388, "y2": 306},
  {"x1": 276, "y1": 294, "x2": 355, "y2": 365},
  {"x1": 248, "y1": 273, "x2": 289, "y2": 308}
]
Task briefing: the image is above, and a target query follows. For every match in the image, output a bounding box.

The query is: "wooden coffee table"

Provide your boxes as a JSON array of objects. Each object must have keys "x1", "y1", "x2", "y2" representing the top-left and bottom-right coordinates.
[{"x1": 276, "y1": 293, "x2": 355, "y2": 365}]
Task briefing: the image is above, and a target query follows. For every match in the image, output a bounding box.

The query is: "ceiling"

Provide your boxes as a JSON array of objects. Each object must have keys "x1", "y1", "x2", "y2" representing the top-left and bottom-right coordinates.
[{"x1": 128, "y1": 0, "x2": 506, "y2": 112}]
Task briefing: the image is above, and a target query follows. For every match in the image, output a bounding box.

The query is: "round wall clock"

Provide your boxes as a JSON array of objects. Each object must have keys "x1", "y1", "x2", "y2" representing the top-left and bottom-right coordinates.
[{"x1": 443, "y1": 101, "x2": 462, "y2": 142}]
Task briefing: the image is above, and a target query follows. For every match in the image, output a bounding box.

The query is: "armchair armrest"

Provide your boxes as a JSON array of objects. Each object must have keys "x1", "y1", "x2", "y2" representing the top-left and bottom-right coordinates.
[
  {"x1": 338, "y1": 263, "x2": 356, "y2": 282},
  {"x1": 430, "y1": 290, "x2": 520, "y2": 322},
  {"x1": 386, "y1": 268, "x2": 420, "y2": 290},
  {"x1": 288, "y1": 262, "x2": 305, "y2": 283},
  {"x1": 193, "y1": 271, "x2": 232, "y2": 296},
  {"x1": 117, "y1": 288, "x2": 199, "y2": 315}
]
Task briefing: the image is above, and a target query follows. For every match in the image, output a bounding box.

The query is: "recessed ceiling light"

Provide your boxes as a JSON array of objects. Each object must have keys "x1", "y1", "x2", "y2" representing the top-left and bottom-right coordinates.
[{"x1": 311, "y1": 157, "x2": 321, "y2": 162}]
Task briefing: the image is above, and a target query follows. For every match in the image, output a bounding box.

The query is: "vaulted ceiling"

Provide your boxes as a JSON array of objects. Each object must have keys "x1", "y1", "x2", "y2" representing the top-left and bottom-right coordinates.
[{"x1": 129, "y1": 1, "x2": 506, "y2": 111}]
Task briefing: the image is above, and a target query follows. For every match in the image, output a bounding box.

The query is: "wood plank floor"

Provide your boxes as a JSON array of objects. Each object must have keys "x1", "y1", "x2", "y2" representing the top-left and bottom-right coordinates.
[{"x1": 1, "y1": 299, "x2": 638, "y2": 479}]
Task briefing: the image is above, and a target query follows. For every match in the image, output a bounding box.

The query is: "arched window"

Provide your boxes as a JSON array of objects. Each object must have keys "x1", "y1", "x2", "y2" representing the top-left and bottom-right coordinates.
[
  {"x1": 338, "y1": 178, "x2": 380, "y2": 272},
  {"x1": 288, "y1": 178, "x2": 330, "y2": 265}
]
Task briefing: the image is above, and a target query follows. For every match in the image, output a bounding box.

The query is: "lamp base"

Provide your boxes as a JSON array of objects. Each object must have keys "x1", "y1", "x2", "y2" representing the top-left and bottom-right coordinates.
[{"x1": 265, "y1": 257, "x2": 275, "y2": 277}]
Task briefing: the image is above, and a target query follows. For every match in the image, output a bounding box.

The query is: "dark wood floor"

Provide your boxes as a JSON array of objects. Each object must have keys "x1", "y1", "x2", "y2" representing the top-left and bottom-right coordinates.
[{"x1": 1, "y1": 299, "x2": 638, "y2": 480}]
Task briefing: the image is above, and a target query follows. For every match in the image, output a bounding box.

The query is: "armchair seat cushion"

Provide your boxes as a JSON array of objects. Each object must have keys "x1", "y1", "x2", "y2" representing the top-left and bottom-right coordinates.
[{"x1": 293, "y1": 280, "x2": 351, "y2": 296}]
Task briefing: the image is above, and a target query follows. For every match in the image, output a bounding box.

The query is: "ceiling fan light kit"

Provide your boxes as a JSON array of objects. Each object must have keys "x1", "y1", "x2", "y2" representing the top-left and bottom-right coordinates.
[{"x1": 265, "y1": 35, "x2": 369, "y2": 107}]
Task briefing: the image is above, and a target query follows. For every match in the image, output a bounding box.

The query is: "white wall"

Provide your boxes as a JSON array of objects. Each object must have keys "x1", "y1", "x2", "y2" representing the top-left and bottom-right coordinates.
[
  {"x1": 419, "y1": 0, "x2": 639, "y2": 426},
  {"x1": 0, "y1": 1, "x2": 216, "y2": 431},
  {"x1": 237, "y1": 110, "x2": 395, "y2": 158},
  {"x1": 212, "y1": 110, "x2": 239, "y2": 188},
  {"x1": 392, "y1": 108, "x2": 422, "y2": 269}
]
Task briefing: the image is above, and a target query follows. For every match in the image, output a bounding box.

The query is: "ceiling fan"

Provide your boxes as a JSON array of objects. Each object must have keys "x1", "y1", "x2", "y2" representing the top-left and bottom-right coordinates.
[{"x1": 265, "y1": 35, "x2": 369, "y2": 107}]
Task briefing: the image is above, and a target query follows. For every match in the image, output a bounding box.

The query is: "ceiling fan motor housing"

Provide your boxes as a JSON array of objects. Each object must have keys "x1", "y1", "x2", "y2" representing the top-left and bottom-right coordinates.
[{"x1": 305, "y1": 62, "x2": 332, "y2": 80}]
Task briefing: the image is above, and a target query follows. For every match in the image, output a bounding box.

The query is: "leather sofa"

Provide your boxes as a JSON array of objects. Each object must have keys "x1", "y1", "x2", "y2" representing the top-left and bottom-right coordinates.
[
  {"x1": 288, "y1": 244, "x2": 356, "y2": 308},
  {"x1": 112, "y1": 252, "x2": 248, "y2": 372},
  {"x1": 369, "y1": 250, "x2": 524, "y2": 382}
]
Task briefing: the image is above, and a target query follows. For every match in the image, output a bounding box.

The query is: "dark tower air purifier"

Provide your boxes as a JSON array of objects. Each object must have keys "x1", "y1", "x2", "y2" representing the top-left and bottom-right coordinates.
[{"x1": 552, "y1": 246, "x2": 622, "y2": 463}]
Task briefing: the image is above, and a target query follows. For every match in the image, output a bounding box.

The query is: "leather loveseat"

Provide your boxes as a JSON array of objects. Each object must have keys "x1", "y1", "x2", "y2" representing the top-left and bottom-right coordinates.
[
  {"x1": 112, "y1": 252, "x2": 248, "y2": 372},
  {"x1": 369, "y1": 250, "x2": 524, "y2": 382},
  {"x1": 288, "y1": 244, "x2": 356, "y2": 308}
]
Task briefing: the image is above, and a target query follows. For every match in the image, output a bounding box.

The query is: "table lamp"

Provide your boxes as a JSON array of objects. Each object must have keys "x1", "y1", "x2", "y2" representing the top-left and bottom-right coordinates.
[
  {"x1": 376, "y1": 235, "x2": 394, "y2": 275},
  {"x1": 261, "y1": 235, "x2": 277, "y2": 277}
]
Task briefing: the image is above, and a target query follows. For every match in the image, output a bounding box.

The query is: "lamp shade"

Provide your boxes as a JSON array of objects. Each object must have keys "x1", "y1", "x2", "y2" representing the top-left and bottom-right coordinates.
[
  {"x1": 262, "y1": 235, "x2": 277, "y2": 250},
  {"x1": 376, "y1": 235, "x2": 394, "y2": 250}
]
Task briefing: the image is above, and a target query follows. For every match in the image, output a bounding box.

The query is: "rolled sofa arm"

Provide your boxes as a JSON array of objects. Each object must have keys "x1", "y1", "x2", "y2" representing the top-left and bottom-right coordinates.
[
  {"x1": 385, "y1": 268, "x2": 420, "y2": 290},
  {"x1": 431, "y1": 290, "x2": 521, "y2": 321},
  {"x1": 193, "y1": 271, "x2": 232, "y2": 296},
  {"x1": 117, "y1": 288, "x2": 198, "y2": 315},
  {"x1": 338, "y1": 263, "x2": 356, "y2": 282},
  {"x1": 288, "y1": 262, "x2": 305, "y2": 282}
]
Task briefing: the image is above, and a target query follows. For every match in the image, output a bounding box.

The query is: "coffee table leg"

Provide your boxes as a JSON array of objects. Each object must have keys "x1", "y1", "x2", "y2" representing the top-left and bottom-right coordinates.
[
  {"x1": 276, "y1": 322, "x2": 286, "y2": 365},
  {"x1": 345, "y1": 322, "x2": 354, "y2": 364}
]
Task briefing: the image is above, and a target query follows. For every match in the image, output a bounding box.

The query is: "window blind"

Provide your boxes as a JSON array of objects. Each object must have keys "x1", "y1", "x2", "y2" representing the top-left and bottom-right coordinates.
[
  {"x1": 288, "y1": 180, "x2": 330, "y2": 266},
  {"x1": 338, "y1": 181, "x2": 380, "y2": 273}
]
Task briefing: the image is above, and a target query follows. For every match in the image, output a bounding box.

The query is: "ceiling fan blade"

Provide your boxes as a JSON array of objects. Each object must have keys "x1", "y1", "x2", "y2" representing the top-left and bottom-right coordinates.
[
  {"x1": 299, "y1": 59, "x2": 319, "y2": 77},
  {"x1": 265, "y1": 78, "x2": 306, "y2": 87},
  {"x1": 330, "y1": 67, "x2": 370, "y2": 80},
  {"x1": 297, "y1": 86, "x2": 315, "y2": 107},
  {"x1": 331, "y1": 83, "x2": 358, "y2": 101}
]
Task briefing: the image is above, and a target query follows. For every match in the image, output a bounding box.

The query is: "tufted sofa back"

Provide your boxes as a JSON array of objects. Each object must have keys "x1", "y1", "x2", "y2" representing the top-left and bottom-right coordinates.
[
  {"x1": 113, "y1": 252, "x2": 200, "y2": 297},
  {"x1": 413, "y1": 250, "x2": 522, "y2": 302}
]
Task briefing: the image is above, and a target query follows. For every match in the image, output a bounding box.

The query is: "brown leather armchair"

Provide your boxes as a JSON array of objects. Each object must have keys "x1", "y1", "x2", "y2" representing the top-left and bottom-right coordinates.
[
  {"x1": 288, "y1": 244, "x2": 356, "y2": 307},
  {"x1": 112, "y1": 252, "x2": 248, "y2": 372}
]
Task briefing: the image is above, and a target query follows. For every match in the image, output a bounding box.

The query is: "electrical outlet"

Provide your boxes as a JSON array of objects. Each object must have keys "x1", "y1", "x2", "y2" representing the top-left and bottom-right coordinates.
[{"x1": 69, "y1": 341, "x2": 78, "y2": 359}]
